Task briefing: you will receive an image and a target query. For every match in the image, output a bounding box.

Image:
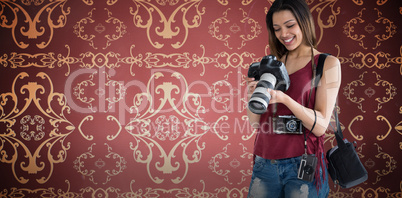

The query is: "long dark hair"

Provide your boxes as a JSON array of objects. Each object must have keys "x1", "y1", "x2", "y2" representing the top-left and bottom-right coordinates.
[{"x1": 266, "y1": 0, "x2": 317, "y2": 59}]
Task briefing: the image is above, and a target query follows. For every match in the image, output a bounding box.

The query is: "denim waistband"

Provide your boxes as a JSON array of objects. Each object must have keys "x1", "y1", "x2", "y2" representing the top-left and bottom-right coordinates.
[{"x1": 255, "y1": 155, "x2": 302, "y2": 165}]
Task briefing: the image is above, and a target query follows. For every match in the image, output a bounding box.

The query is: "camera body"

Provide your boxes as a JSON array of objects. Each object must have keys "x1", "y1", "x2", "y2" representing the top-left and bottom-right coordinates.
[
  {"x1": 298, "y1": 154, "x2": 317, "y2": 182},
  {"x1": 247, "y1": 55, "x2": 290, "y2": 114},
  {"x1": 273, "y1": 115, "x2": 303, "y2": 134}
]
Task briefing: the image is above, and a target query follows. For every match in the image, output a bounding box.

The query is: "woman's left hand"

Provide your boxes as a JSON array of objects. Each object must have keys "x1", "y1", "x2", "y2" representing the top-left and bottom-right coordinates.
[{"x1": 267, "y1": 88, "x2": 287, "y2": 104}]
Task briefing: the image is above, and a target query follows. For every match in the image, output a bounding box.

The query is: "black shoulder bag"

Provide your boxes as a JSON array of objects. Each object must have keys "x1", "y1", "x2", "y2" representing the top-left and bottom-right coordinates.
[
  {"x1": 326, "y1": 109, "x2": 368, "y2": 188},
  {"x1": 315, "y1": 53, "x2": 368, "y2": 188}
]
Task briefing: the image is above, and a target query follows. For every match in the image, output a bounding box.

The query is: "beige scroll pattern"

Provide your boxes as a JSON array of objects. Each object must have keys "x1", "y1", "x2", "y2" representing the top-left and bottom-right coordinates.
[
  {"x1": 125, "y1": 71, "x2": 228, "y2": 184},
  {"x1": 0, "y1": 179, "x2": 250, "y2": 197},
  {"x1": 0, "y1": 0, "x2": 70, "y2": 49},
  {"x1": 208, "y1": 8, "x2": 262, "y2": 50},
  {"x1": 73, "y1": 143, "x2": 127, "y2": 185},
  {"x1": 343, "y1": 8, "x2": 396, "y2": 50},
  {"x1": 73, "y1": 8, "x2": 127, "y2": 50},
  {"x1": 343, "y1": 71, "x2": 397, "y2": 113},
  {"x1": 130, "y1": 0, "x2": 205, "y2": 49},
  {"x1": 208, "y1": 143, "x2": 253, "y2": 185},
  {"x1": 0, "y1": 72, "x2": 74, "y2": 184},
  {"x1": 0, "y1": 45, "x2": 261, "y2": 78}
]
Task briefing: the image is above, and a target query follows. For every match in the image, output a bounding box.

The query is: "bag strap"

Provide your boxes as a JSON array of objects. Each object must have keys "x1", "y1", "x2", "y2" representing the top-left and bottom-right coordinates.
[
  {"x1": 313, "y1": 53, "x2": 328, "y2": 92},
  {"x1": 315, "y1": 54, "x2": 346, "y2": 147},
  {"x1": 306, "y1": 53, "x2": 328, "y2": 132},
  {"x1": 333, "y1": 107, "x2": 345, "y2": 146}
]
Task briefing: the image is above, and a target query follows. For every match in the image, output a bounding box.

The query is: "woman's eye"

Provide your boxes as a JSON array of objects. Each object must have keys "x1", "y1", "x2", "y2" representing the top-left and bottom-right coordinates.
[
  {"x1": 287, "y1": 24, "x2": 295, "y2": 28},
  {"x1": 274, "y1": 29, "x2": 280, "y2": 32}
]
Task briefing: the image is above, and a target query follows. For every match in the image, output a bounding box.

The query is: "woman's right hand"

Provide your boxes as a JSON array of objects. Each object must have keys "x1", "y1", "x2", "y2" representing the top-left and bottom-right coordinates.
[{"x1": 246, "y1": 77, "x2": 258, "y2": 100}]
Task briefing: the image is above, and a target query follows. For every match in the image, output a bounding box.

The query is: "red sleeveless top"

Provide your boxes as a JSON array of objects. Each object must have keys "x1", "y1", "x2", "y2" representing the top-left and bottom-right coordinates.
[
  {"x1": 253, "y1": 54, "x2": 323, "y2": 158},
  {"x1": 253, "y1": 54, "x2": 326, "y2": 184}
]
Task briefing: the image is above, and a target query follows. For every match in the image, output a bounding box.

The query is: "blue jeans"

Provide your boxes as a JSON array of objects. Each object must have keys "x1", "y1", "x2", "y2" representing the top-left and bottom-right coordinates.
[{"x1": 248, "y1": 155, "x2": 329, "y2": 198}]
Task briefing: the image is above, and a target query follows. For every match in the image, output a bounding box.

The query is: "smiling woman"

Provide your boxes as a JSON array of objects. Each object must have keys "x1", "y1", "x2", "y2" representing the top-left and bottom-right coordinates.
[
  {"x1": 246, "y1": 0, "x2": 341, "y2": 197},
  {"x1": 272, "y1": 12, "x2": 303, "y2": 52}
]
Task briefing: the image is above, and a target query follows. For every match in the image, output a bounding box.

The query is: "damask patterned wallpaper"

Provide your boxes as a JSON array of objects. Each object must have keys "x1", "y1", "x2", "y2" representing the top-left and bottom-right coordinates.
[{"x1": 0, "y1": 0, "x2": 401, "y2": 197}]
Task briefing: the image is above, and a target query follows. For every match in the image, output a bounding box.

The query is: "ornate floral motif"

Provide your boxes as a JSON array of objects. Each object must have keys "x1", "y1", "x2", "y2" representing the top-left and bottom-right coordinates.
[
  {"x1": 154, "y1": 115, "x2": 181, "y2": 141},
  {"x1": 343, "y1": 8, "x2": 396, "y2": 49},
  {"x1": 352, "y1": 0, "x2": 363, "y2": 6},
  {"x1": 343, "y1": 71, "x2": 396, "y2": 113},
  {"x1": 0, "y1": 179, "x2": 252, "y2": 197},
  {"x1": 214, "y1": 51, "x2": 259, "y2": 69},
  {"x1": 336, "y1": 46, "x2": 402, "y2": 70},
  {"x1": 208, "y1": 8, "x2": 230, "y2": 48},
  {"x1": 396, "y1": 121, "x2": 402, "y2": 136},
  {"x1": 208, "y1": 143, "x2": 231, "y2": 184},
  {"x1": 73, "y1": 143, "x2": 127, "y2": 185},
  {"x1": 348, "y1": 115, "x2": 364, "y2": 141},
  {"x1": 343, "y1": 8, "x2": 367, "y2": 49},
  {"x1": 125, "y1": 72, "x2": 228, "y2": 184},
  {"x1": 208, "y1": 143, "x2": 253, "y2": 185},
  {"x1": 107, "y1": 0, "x2": 119, "y2": 6},
  {"x1": 241, "y1": 0, "x2": 253, "y2": 5},
  {"x1": 343, "y1": 72, "x2": 366, "y2": 113},
  {"x1": 118, "y1": 45, "x2": 143, "y2": 76},
  {"x1": 372, "y1": 71, "x2": 397, "y2": 113},
  {"x1": 82, "y1": 0, "x2": 93, "y2": 6},
  {"x1": 238, "y1": 8, "x2": 262, "y2": 49},
  {"x1": 365, "y1": 87, "x2": 376, "y2": 98},
  {"x1": 373, "y1": 8, "x2": 397, "y2": 49},
  {"x1": 130, "y1": 0, "x2": 205, "y2": 49},
  {"x1": 309, "y1": 0, "x2": 340, "y2": 44},
  {"x1": 238, "y1": 143, "x2": 253, "y2": 185},
  {"x1": 0, "y1": 0, "x2": 70, "y2": 49},
  {"x1": 79, "y1": 52, "x2": 121, "y2": 69},
  {"x1": 0, "y1": 45, "x2": 79, "y2": 76},
  {"x1": 217, "y1": 0, "x2": 228, "y2": 6},
  {"x1": 376, "y1": 0, "x2": 388, "y2": 6},
  {"x1": 73, "y1": 70, "x2": 126, "y2": 113},
  {"x1": 365, "y1": 158, "x2": 376, "y2": 169},
  {"x1": 365, "y1": 23, "x2": 375, "y2": 34},
  {"x1": 20, "y1": 115, "x2": 46, "y2": 141},
  {"x1": 78, "y1": 115, "x2": 122, "y2": 141},
  {"x1": 373, "y1": 143, "x2": 397, "y2": 185},
  {"x1": 0, "y1": 45, "x2": 262, "y2": 78},
  {"x1": 135, "y1": 45, "x2": 213, "y2": 76},
  {"x1": 0, "y1": 72, "x2": 74, "y2": 184},
  {"x1": 329, "y1": 182, "x2": 402, "y2": 198},
  {"x1": 376, "y1": 115, "x2": 392, "y2": 141},
  {"x1": 210, "y1": 71, "x2": 244, "y2": 113},
  {"x1": 208, "y1": 8, "x2": 262, "y2": 50},
  {"x1": 241, "y1": 115, "x2": 258, "y2": 141},
  {"x1": 73, "y1": 8, "x2": 127, "y2": 50}
]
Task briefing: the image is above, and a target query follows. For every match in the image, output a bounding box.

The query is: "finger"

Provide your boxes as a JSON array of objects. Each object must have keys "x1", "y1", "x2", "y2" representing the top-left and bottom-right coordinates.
[
  {"x1": 246, "y1": 77, "x2": 255, "y2": 84},
  {"x1": 267, "y1": 88, "x2": 276, "y2": 97}
]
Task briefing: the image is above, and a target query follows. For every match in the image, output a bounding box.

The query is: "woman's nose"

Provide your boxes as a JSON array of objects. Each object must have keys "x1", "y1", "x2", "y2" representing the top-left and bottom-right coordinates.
[{"x1": 280, "y1": 29, "x2": 289, "y2": 38}]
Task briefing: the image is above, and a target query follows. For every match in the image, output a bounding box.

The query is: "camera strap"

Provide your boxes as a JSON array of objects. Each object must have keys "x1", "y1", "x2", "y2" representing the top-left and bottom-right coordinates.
[
  {"x1": 304, "y1": 52, "x2": 328, "y2": 154},
  {"x1": 304, "y1": 110, "x2": 316, "y2": 154}
]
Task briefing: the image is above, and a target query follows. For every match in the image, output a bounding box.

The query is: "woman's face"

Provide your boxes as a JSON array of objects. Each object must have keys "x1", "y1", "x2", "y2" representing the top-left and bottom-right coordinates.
[{"x1": 272, "y1": 10, "x2": 304, "y2": 52}]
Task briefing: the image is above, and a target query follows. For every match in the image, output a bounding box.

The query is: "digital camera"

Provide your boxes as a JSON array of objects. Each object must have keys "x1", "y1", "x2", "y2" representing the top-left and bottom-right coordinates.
[
  {"x1": 273, "y1": 115, "x2": 303, "y2": 134},
  {"x1": 247, "y1": 55, "x2": 290, "y2": 114},
  {"x1": 298, "y1": 154, "x2": 317, "y2": 182}
]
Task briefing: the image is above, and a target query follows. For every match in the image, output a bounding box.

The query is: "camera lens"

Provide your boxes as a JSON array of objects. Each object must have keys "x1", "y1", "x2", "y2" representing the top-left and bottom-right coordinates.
[
  {"x1": 304, "y1": 165, "x2": 314, "y2": 175},
  {"x1": 248, "y1": 88, "x2": 270, "y2": 114},
  {"x1": 248, "y1": 73, "x2": 276, "y2": 114},
  {"x1": 286, "y1": 120, "x2": 297, "y2": 132}
]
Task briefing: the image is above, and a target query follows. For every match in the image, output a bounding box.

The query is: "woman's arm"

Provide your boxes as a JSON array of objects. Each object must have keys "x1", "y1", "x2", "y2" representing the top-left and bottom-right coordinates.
[{"x1": 268, "y1": 55, "x2": 341, "y2": 136}]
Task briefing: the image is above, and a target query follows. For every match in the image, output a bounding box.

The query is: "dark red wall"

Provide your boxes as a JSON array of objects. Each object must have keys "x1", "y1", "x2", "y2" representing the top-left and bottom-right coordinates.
[{"x1": 0, "y1": 0, "x2": 401, "y2": 197}]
